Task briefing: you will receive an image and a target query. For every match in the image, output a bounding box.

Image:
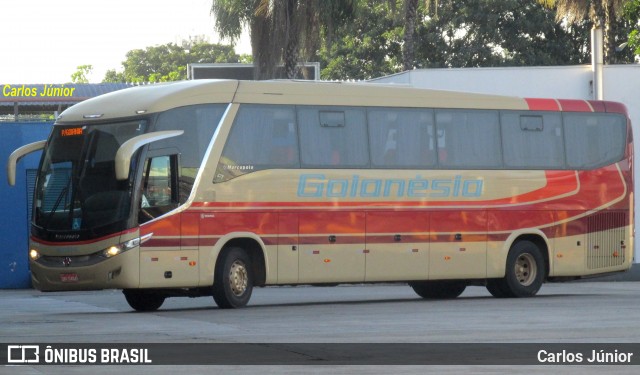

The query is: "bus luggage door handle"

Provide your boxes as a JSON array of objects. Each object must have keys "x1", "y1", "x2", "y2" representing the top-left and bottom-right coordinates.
[{"x1": 328, "y1": 235, "x2": 336, "y2": 243}]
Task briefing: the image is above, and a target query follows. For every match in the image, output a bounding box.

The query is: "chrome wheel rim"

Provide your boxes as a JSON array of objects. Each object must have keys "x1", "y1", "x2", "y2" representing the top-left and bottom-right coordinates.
[
  {"x1": 514, "y1": 253, "x2": 537, "y2": 286},
  {"x1": 229, "y1": 260, "x2": 248, "y2": 296}
]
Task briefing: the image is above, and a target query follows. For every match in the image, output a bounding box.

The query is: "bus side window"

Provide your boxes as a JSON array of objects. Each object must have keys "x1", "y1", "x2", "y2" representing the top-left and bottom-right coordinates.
[
  {"x1": 215, "y1": 105, "x2": 299, "y2": 183},
  {"x1": 564, "y1": 113, "x2": 626, "y2": 169},
  {"x1": 298, "y1": 107, "x2": 368, "y2": 168},
  {"x1": 501, "y1": 112, "x2": 564, "y2": 169},
  {"x1": 368, "y1": 108, "x2": 436, "y2": 169},
  {"x1": 139, "y1": 155, "x2": 179, "y2": 223},
  {"x1": 435, "y1": 110, "x2": 501, "y2": 168}
]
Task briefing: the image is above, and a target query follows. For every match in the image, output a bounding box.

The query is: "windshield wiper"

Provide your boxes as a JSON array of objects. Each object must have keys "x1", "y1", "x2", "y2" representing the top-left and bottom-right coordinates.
[{"x1": 43, "y1": 176, "x2": 72, "y2": 228}]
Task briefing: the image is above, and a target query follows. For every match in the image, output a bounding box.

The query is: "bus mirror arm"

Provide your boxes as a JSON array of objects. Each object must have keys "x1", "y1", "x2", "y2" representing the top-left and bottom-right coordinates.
[
  {"x1": 115, "y1": 130, "x2": 184, "y2": 180},
  {"x1": 7, "y1": 140, "x2": 46, "y2": 186}
]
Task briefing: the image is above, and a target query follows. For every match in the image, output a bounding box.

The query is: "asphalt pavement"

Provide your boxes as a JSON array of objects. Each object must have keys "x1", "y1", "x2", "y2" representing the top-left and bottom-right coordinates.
[{"x1": 1, "y1": 280, "x2": 639, "y2": 374}]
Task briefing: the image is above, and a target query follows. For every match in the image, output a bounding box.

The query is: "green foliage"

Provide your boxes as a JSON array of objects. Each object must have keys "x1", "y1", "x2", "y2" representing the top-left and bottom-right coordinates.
[
  {"x1": 319, "y1": 0, "x2": 403, "y2": 80},
  {"x1": 239, "y1": 54, "x2": 253, "y2": 63},
  {"x1": 212, "y1": 0, "x2": 356, "y2": 79},
  {"x1": 71, "y1": 64, "x2": 93, "y2": 83},
  {"x1": 211, "y1": 0, "x2": 257, "y2": 42},
  {"x1": 319, "y1": 0, "x2": 595, "y2": 80},
  {"x1": 415, "y1": 0, "x2": 592, "y2": 68},
  {"x1": 623, "y1": 0, "x2": 640, "y2": 57},
  {"x1": 629, "y1": 29, "x2": 640, "y2": 55},
  {"x1": 102, "y1": 40, "x2": 239, "y2": 83}
]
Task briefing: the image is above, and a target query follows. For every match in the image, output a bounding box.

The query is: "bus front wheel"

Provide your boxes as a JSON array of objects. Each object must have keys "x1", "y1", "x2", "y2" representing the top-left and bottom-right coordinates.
[
  {"x1": 123, "y1": 290, "x2": 165, "y2": 312},
  {"x1": 487, "y1": 240, "x2": 545, "y2": 298},
  {"x1": 409, "y1": 280, "x2": 466, "y2": 299},
  {"x1": 212, "y1": 247, "x2": 253, "y2": 309}
]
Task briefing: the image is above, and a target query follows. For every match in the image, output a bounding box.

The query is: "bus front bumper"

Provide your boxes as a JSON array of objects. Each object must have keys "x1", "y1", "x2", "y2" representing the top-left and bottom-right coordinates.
[{"x1": 29, "y1": 248, "x2": 140, "y2": 291}]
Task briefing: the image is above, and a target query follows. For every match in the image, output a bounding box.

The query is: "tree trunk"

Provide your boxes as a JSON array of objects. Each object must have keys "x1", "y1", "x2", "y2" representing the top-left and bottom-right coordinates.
[
  {"x1": 602, "y1": 0, "x2": 617, "y2": 64},
  {"x1": 283, "y1": 0, "x2": 300, "y2": 79},
  {"x1": 250, "y1": 16, "x2": 276, "y2": 80},
  {"x1": 402, "y1": 0, "x2": 419, "y2": 71}
]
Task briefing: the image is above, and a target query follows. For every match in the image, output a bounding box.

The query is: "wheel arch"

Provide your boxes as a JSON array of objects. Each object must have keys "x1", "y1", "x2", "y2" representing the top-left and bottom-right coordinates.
[
  {"x1": 502, "y1": 230, "x2": 551, "y2": 280},
  {"x1": 211, "y1": 232, "x2": 269, "y2": 287}
]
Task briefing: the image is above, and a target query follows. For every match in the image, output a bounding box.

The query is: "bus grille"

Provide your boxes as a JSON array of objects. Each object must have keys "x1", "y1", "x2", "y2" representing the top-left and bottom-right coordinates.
[{"x1": 586, "y1": 212, "x2": 627, "y2": 270}]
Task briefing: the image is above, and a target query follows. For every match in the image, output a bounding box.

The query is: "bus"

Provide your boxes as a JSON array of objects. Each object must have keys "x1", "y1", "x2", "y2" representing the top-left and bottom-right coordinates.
[{"x1": 7, "y1": 80, "x2": 633, "y2": 311}]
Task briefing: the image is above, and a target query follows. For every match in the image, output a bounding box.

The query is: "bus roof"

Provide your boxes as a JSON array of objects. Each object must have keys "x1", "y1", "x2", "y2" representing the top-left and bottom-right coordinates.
[{"x1": 56, "y1": 79, "x2": 626, "y2": 123}]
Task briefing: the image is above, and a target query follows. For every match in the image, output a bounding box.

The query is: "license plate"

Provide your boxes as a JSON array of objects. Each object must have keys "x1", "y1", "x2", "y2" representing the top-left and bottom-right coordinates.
[{"x1": 60, "y1": 273, "x2": 79, "y2": 283}]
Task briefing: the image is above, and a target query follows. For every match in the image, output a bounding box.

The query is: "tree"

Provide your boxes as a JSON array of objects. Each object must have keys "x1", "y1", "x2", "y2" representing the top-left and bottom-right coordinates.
[
  {"x1": 402, "y1": 0, "x2": 420, "y2": 70},
  {"x1": 102, "y1": 39, "x2": 239, "y2": 83},
  {"x1": 538, "y1": 0, "x2": 632, "y2": 63},
  {"x1": 211, "y1": 0, "x2": 274, "y2": 79},
  {"x1": 319, "y1": 0, "x2": 595, "y2": 80},
  {"x1": 622, "y1": 0, "x2": 640, "y2": 58},
  {"x1": 71, "y1": 64, "x2": 93, "y2": 83},
  {"x1": 318, "y1": 0, "x2": 404, "y2": 80},
  {"x1": 415, "y1": 0, "x2": 593, "y2": 68},
  {"x1": 211, "y1": 0, "x2": 356, "y2": 79}
]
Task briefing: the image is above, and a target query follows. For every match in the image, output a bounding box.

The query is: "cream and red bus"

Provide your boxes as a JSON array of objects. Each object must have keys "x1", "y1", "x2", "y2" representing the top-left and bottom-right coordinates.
[{"x1": 7, "y1": 80, "x2": 633, "y2": 311}]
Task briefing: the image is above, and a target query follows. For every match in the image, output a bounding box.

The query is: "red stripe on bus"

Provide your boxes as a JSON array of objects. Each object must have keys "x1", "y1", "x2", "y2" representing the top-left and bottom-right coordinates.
[
  {"x1": 299, "y1": 235, "x2": 365, "y2": 245},
  {"x1": 31, "y1": 227, "x2": 138, "y2": 247},
  {"x1": 557, "y1": 99, "x2": 592, "y2": 112},
  {"x1": 603, "y1": 101, "x2": 629, "y2": 115},
  {"x1": 180, "y1": 238, "x2": 199, "y2": 247},
  {"x1": 366, "y1": 234, "x2": 430, "y2": 244},
  {"x1": 525, "y1": 98, "x2": 560, "y2": 111},
  {"x1": 138, "y1": 212, "x2": 629, "y2": 250},
  {"x1": 143, "y1": 238, "x2": 181, "y2": 247},
  {"x1": 277, "y1": 236, "x2": 298, "y2": 245},
  {"x1": 587, "y1": 100, "x2": 606, "y2": 112}
]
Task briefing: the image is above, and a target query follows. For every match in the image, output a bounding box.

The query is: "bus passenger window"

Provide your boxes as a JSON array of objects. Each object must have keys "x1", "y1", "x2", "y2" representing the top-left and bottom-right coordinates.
[
  {"x1": 435, "y1": 110, "x2": 501, "y2": 168},
  {"x1": 270, "y1": 120, "x2": 297, "y2": 164},
  {"x1": 298, "y1": 107, "x2": 368, "y2": 168},
  {"x1": 368, "y1": 108, "x2": 435, "y2": 169},
  {"x1": 501, "y1": 112, "x2": 564, "y2": 169},
  {"x1": 215, "y1": 105, "x2": 299, "y2": 183}
]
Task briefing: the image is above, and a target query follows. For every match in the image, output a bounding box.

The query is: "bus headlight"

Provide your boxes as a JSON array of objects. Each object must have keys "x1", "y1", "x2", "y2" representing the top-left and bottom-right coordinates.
[
  {"x1": 100, "y1": 238, "x2": 140, "y2": 258},
  {"x1": 29, "y1": 249, "x2": 41, "y2": 261},
  {"x1": 103, "y1": 246, "x2": 123, "y2": 258}
]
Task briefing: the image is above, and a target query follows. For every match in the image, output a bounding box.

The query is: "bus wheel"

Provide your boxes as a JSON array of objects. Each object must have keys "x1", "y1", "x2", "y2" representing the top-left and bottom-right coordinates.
[
  {"x1": 486, "y1": 279, "x2": 515, "y2": 298},
  {"x1": 409, "y1": 280, "x2": 466, "y2": 299},
  {"x1": 488, "y1": 240, "x2": 545, "y2": 298},
  {"x1": 123, "y1": 290, "x2": 165, "y2": 312},
  {"x1": 212, "y1": 247, "x2": 253, "y2": 309}
]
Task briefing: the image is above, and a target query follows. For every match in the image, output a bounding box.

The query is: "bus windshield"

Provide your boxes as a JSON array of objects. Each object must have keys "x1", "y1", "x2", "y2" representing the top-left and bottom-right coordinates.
[{"x1": 34, "y1": 120, "x2": 147, "y2": 240}]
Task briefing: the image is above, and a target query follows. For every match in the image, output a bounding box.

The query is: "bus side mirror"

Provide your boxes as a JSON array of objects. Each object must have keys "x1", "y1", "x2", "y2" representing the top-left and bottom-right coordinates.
[
  {"x1": 115, "y1": 130, "x2": 184, "y2": 180},
  {"x1": 7, "y1": 140, "x2": 46, "y2": 186}
]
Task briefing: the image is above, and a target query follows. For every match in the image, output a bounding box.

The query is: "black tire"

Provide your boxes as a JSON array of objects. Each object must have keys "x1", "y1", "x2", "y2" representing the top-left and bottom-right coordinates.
[
  {"x1": 409, "y1": 280, "x2": 466, "y2": 299},
  {"x1": 123, "y1": 290, "x2": 165, "y2": 312},
  {"x1": 487, "y1": 240, "x2": 545, "y2": 298},
  {"x1": 212, "y1": 247, "x2": 253, "y2": 308},
  {"x1": 486, "y1": 278, "x2": 515, "y2": 298}
]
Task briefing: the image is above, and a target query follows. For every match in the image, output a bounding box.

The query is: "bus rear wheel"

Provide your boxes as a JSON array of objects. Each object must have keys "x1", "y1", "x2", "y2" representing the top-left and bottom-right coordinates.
[
  {"x1": 123, "y1": 290, "x2": 165, "y2": 312},
  {"x1": 409, "y1": 280, "x2": 466, "y2": 299},
  {"x1": 486, "y1": 240, "x2": 545, "y2": 298},
  {"x1": 212, "y1": 247, "x2": 253, "y2": 309}
]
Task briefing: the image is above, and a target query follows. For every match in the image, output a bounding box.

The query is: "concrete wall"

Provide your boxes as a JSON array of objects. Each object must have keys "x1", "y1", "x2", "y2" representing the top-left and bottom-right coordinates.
[
  {"x1": 371, "y1": 64, "x2": 640, "y2": 261},
  {"x1": 0, "y1": 123, "x2": 52, "y2": 288}
]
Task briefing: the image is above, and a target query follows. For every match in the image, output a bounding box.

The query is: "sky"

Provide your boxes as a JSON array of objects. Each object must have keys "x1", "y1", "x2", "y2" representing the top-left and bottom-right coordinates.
[{"x1": 2, "y1": 0, "x2": 250, "y2": 84}]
